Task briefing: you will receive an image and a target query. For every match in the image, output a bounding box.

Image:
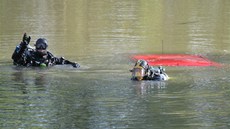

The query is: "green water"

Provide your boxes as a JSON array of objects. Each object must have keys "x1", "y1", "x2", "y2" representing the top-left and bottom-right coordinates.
[{"x1": 1, "y1": 0, "x2": 230, "y2": 128}]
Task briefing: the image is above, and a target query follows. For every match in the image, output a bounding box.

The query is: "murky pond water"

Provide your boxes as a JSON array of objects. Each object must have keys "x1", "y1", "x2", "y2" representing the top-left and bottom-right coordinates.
[{"x1": 1, "y1": 0, "x2": 230, "y2": 128}]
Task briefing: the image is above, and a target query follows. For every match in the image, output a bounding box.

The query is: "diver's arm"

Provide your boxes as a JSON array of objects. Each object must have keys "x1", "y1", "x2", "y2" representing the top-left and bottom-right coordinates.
[
  {"x1": 12, "y1": 33, "x2": 31, "y2": 63},
  {"x1": 48, "y1": 52, "x2": 80, "y2": 68},
  {"x1": 58, "y1": 57, "x2": 80, "y2": 68},
  {"x1": 12, "y1": 43, "x2": 25, "y2": 62},
  {"x1": 65, "y1": 59, "x2": 80, "y2": 68},
  {"x1": 145, "y1": 68, "x2": 156, "y2": 80}
]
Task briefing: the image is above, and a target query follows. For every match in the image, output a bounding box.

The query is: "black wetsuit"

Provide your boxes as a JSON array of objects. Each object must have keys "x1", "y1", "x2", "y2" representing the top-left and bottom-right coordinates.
[
  {"x1": 12, "y1": 42, "x2": 80, "y2": 68},
  {"x1": 131, "y1": 65, "x2": 168, "y2": 81}
]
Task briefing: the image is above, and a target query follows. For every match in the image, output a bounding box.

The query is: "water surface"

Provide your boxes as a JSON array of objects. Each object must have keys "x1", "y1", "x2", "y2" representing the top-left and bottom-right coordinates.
[{"x1": 1, "y1": 0, "x2": 230, "y2": 128}]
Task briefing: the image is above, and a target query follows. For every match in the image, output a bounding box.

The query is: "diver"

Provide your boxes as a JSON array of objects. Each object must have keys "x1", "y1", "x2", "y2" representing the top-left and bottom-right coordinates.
[
  {"x1": 130, "y1": 60, "x2": 168, "y2": 81},
  {"x1": 12, "y1": 33, "x2": 80, "y2": 68},
  {"x1": 147, "y1": 66, "x2": 168, "y2": 81}
]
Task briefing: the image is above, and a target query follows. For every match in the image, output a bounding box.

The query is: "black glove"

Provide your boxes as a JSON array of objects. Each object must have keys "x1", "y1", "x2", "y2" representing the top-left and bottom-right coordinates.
[
  {"x1": 72, "y1": 62, "x2": 80, "y2": 68},
  {"x1": 21, "y1": 33, "x2": 31, "y2": 47}
]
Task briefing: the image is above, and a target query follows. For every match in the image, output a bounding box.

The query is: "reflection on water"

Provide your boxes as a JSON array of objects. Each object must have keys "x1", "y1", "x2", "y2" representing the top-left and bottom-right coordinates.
[
  {"x1": 12, "y1": 68, "x2": 48, "y2": 87},
  {"x1": 1, "y1": 0, "x2": 230, "y2": 128},
  {"x1": 134, "y1": 81, "x2": 167, "y2": 95}
]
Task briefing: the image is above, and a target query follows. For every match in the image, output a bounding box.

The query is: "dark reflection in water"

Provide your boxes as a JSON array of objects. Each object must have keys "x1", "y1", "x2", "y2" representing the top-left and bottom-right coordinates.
[{"x1": 12, "y1": 67, "x2": 48, "y2": 88}]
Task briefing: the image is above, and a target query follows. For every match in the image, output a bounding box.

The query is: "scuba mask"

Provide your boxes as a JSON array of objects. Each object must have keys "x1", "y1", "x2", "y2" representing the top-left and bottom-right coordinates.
[
  {"x1": 132, "y1": 66, "x2": 145, "y2": 81},
  {"x1": 35, "y1": 38, "x2": 48, "y2": 50},
  {"x1": 36, "y1": 43, "x2": 47, "y2": 50},
  {"x1": 35, "y1": 39, "x2": 48, "y2": 56}
]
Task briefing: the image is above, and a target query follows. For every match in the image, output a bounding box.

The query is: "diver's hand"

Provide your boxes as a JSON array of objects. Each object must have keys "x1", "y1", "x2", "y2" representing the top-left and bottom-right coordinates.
[
  {"x1": 22, "y1": 33, "x2": 31, "y2": 45},
  {"x1": 72, "y1": 62, "x2": 80, "y2": 68}
]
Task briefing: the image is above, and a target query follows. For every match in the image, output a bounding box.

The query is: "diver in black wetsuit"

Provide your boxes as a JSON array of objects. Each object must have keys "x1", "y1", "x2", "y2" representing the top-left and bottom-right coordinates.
[
  {"x1": 12, "y1": 33, "x2": 80, "y2": 68},
  {"x1": 130, "y1": 60, "x2": 168, "y2": 81}
]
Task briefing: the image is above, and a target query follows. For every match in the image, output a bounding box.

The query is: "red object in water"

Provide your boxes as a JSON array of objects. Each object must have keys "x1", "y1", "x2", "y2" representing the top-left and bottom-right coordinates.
[{"x1": 132, "y1": 54, "x2": 221, "y2": 67}]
